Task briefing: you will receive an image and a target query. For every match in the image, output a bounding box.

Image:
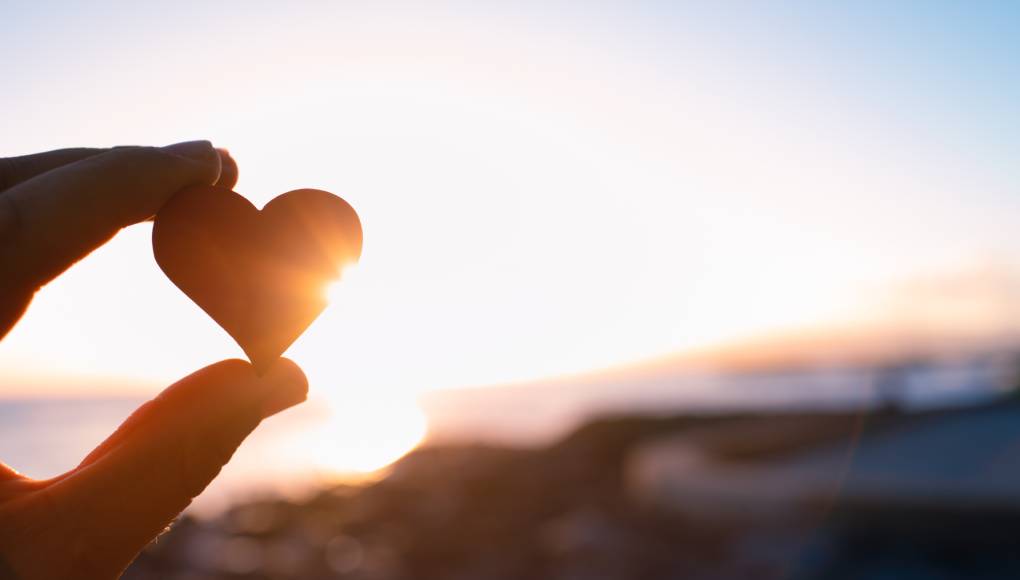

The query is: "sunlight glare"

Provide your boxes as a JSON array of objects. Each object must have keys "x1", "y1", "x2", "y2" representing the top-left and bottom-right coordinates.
[
  {"x1": 288, "y1": 398, "x2": 428, "y2": 475},
  {"x1": 326, "y1": 263, "x2": 360, "y2": 303}
]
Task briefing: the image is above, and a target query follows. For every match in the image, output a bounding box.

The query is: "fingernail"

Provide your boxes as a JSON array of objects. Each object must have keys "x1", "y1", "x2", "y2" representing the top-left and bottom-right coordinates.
[
  {"x1": 258, "y1": 360, "x2": 309, "y2": 417},
  {"x1": 163, "y1": 140, "x2": 218, "y2": 163}
]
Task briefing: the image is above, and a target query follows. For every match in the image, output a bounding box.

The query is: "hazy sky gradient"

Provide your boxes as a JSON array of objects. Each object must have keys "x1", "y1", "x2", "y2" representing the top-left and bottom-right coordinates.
[{"x1": 2, "y1": 1, "x2": 1019, "y2": 402}]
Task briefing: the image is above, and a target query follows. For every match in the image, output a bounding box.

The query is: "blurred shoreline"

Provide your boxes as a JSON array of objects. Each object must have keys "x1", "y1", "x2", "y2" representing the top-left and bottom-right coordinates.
[{"x1": 127, "y1": 390, "x2": 1020, "y2": 579}]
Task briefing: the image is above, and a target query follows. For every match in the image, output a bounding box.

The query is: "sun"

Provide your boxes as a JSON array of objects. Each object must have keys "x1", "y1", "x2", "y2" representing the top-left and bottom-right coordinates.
[
  {"x1": 299, "y1": 260, "x2": 430, "y2": 475},
  {"x1": 325, "y1": 263, "x2": 360, "y2": 303},
  {"x1": 283, "y1": 398, "x2": 428, "y2": 476}
]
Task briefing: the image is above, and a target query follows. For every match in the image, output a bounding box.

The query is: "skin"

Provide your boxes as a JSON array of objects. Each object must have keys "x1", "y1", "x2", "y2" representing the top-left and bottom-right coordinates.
[{"x1": 0, "y1": 142, "x2": 309, "y2": 579}]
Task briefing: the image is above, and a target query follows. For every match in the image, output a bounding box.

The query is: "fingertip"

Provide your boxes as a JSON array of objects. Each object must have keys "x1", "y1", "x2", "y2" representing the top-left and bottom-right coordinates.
[
  {"x1": 264, "y1": 357, "x2": 307, "y2": 384},
  {"x1": 157, "y1": 358, "x2": 256, "y2": 402},
  {"x1": 216, "y1": 148, "x2": 239, "y2": 189},
  {"x1": 264, "y1": 358, "x2": 308, "y2": 399},
  {"x1": 162, "y1": 140, "x2": 217, "y2": 164},
  {"x1": 200, "y1": 357, "x2": 257, "y2": 379},
  {"x1": 180, "y1": 358, "x2": 305, "y2": 396},
  {"x1": 89, "y1": 146, "x2": 222, "y2": 218},
  {"x1": 259, "y1": 358, "x2": 308, "y2": 417},
  {"x1": 156, "y1": 140, "x2": 222, "y2": 188}
]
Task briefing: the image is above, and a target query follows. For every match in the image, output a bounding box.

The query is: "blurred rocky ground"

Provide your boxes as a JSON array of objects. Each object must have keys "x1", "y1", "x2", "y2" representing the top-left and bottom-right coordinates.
[{"x1": 125, "y1": 398, "x2": 1020, "y2": 580}]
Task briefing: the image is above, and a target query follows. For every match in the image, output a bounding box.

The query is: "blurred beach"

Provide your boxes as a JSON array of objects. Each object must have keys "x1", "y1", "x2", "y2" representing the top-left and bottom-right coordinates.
[{"x1": 92, "y1": 353, "x2": 1020, "y2": 580}]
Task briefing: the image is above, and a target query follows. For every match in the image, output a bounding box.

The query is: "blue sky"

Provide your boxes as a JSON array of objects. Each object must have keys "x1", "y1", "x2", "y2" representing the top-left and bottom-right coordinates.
[{"x1": 4, "y1": 1, "x2": 1017, "y2": 177}]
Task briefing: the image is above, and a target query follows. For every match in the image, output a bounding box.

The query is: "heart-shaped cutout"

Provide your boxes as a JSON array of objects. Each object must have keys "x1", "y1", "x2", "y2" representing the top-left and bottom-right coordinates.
[{"x1": 153, "y1": 186, "x2": 362, "y2": 373}]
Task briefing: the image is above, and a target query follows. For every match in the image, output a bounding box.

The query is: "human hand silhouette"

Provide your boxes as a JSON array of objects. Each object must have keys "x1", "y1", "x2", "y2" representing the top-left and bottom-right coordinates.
[{"x1": 0, "y1": 142, "x2": 308, "y2": 579}]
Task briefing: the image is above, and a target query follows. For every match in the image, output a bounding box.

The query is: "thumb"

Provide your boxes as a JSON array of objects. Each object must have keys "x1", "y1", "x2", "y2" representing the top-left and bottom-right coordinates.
[{"x1": 47, "y1": 359, "x2": 306, "y2": 576}]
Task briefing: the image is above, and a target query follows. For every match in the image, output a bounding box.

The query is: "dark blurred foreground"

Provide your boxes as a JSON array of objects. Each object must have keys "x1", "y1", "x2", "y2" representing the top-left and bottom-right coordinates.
[{"x1": 127, "y1": 395, "x2": 1020, "y2": 580}]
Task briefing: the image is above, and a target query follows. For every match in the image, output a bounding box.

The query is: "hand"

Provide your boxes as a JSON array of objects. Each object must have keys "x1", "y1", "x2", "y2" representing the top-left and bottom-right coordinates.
[{"x1": 0, "y1": 142, "x2": 308, "y2": 579}]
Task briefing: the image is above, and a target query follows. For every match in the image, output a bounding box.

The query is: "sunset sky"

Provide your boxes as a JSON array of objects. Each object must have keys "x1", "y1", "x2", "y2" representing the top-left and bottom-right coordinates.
[{"x1": 2, "y1": 0, "x2": 1019, "y2": 446}]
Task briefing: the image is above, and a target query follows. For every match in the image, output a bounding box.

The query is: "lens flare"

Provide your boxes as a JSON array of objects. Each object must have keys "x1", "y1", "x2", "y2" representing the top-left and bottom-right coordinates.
[{"x1": 325, "y1": 263, "x2": 360, "y2": 303}]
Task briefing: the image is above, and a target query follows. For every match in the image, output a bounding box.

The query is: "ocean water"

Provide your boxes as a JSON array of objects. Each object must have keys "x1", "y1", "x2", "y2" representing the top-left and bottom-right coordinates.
[
  {"x1": 1, "y1": 356, "x2": 1013, "y2": 514},
  {"x1": 0, "y1": 396, "x2": 349, "y2": 514}
]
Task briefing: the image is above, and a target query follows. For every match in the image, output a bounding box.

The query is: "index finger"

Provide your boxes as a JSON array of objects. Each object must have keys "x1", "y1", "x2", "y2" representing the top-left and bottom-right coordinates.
[
  {"x1": 0, "y1": 141, "x2": 221, "y2": 293},
  {"x1": 0, "y1": 145, "x2": 238, "y2": 193}
]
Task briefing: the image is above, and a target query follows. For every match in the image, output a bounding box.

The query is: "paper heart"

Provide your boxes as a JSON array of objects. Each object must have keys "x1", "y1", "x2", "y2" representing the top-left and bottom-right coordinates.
[{"x1": 153, "y1": 186, "x2": 362, "y2": 373}]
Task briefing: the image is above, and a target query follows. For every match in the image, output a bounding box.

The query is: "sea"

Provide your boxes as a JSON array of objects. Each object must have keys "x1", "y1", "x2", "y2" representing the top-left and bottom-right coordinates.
[{"x1": 0, "y1": 395, "x2": 344, "y2": 514}]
